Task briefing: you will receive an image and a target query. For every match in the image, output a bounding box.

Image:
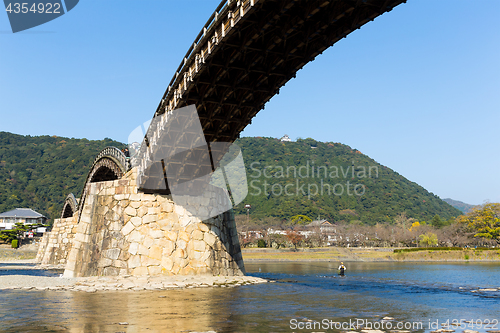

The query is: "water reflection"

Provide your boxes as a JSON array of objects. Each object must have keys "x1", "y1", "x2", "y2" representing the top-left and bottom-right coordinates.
[
  {"x1": 0, "y1": 262, "x2": 60, "y2": 277},
  {"x1": 0, "y1": 262, "x2": 498, "y2": 333},
  {"x1": 1, "y1": 288, "x2": 244, "y2": 332}
]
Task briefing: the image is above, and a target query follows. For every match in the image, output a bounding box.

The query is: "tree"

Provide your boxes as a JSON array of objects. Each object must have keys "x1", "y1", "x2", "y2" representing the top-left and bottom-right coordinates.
[
  {"x1": 394, "y1": 212, "x2": 414, "y2": 229},
  {"x1": 290, "y1": 215, "x2": 312, "y2": 225},
  {"x1": 436, "y1": 222, "x2": 469, "y2": 247},
  {"x1": 239, "y1": 235, "x2": 255, "y2": 248},
  {"x1": 419, "y1": 232, "x2": 438, "y2": 247},
  {"x1": 431, "y1": 215, "x2": 444, "y2": 228},
  {"x1": 285, "y1": 230, "x2": 303, "y2": 249},
  {"x1": 0, "y1": 229, "x2": 17, "y2": 243},
  {"x1": 0, "y1": 222, "x2": 33, "y2": 244},
  {"x1": 457, "y1": 203, "x2": 500, "y2": 244},
  {"x1": 268, "y1": 233, "x2": 287, "y2": 249},
  {"x1": 409, "y1": 221, "x2": 421, "y2": 232}
]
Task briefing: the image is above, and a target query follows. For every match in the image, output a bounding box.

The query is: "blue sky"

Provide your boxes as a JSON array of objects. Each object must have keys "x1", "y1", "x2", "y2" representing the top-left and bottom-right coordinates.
[{"x1": 1, "y1": 0, "x2": 499, "y2": 205}]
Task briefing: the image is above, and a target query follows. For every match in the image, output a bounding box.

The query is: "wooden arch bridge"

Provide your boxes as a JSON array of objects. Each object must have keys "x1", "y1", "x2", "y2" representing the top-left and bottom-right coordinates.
[
  {"x1": 42, "y1": 0, "x2": 408, "y2": 278},
  {"x1": 62, "y1": 0, "x2": 406, "y2": 220},
  {"x1": 154, "y1": 0, "x2": 405, "y2": 143}
]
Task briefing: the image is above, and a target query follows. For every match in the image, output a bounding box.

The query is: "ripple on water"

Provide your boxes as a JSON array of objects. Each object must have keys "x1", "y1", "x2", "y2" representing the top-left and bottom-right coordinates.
[{"x1": 0, "y1": 261, "x2": 498, "y2": 333}]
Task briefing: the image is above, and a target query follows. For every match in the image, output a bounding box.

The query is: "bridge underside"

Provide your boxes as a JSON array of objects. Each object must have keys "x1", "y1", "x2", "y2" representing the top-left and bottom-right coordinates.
[
  {"x1": 160, "y1": 0, "x2": 406, "y2": 144},
  {"x1": 38, "y1": 0, "x2": 410, "y2": 278}
]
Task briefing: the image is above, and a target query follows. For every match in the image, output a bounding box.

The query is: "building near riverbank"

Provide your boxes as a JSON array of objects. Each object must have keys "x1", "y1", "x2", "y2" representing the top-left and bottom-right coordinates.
[{"x1": 0, "y1": 208, "x2": 48, "y2": 231}]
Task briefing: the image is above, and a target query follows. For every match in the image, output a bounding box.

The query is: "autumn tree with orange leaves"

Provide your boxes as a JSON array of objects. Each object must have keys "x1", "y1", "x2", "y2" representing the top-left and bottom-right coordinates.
[{"x1": 285, "y1": 230, "x2": 303, "y2": 249}]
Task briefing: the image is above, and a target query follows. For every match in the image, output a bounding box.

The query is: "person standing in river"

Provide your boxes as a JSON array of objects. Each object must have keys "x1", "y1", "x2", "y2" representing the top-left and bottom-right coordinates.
[{"x1": 338, "y1": 262, "x2": 346, "y2": 276}]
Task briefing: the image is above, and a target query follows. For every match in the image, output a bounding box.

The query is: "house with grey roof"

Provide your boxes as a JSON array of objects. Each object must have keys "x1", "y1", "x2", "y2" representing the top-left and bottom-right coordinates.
[
  {"x1": 0, "y1": 208, "x2": 48, "y2": 231},
  {"x1": 307, "y1": 219, "x2": 337, "y2": 245},
  {"x1": 307, "y1": 219, "x2": 335, "y2": 230}
]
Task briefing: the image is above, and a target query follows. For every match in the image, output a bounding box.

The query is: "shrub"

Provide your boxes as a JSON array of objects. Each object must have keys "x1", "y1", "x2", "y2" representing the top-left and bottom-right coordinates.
[
  {"x1": 473, "y1": 247, "x2": 491, "y2": 251},
  {"x1": 394, "y1": 247, "x2": 463, "y2": 253},
  {"x1": 464, "y1": 254, "x2": 470, "y2": 260},
  {"x1": 257, "y1": 239, "x2": 266, "y2": 248},
  {"x1": 11, "y1": 239, "x2": 18, "y2": 248}
]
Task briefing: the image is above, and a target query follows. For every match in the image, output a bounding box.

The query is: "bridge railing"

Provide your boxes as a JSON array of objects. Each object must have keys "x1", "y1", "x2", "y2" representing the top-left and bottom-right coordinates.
[
  {"x1": 133, "y1": 0, "x2": 258, "y2": 188},
  {"x1": 155, "y1": 0, "x2": 258, "y2": 117},
  {"x1": 94, "y1": 146, "x2": 129, "y2": 173},
  {"x1": 133, "y1": 111, "x2": 171, "y2": 187}
]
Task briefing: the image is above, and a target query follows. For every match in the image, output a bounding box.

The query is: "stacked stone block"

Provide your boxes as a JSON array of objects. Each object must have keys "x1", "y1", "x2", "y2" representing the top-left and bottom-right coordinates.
[
  {"x1": 35, "y1": 216, "x2": 79, "y2": 265},
  {"x1": 46, "y1": 168, "x2": 246, "y2": 278}
]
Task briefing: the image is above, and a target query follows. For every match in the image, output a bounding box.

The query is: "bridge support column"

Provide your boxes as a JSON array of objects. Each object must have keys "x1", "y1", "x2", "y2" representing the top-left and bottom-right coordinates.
[
  {"x1": 61, "y1": 168, "x2": 245, "y2": 278},
  {"x1": 35, "y1": 216, "x2": 78, "y2": 265}
]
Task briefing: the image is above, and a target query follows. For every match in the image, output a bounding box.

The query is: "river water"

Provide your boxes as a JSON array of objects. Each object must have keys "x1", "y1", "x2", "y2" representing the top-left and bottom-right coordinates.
[{"x1": 0, "y1": 261, "x2": 498, "y2": 332}]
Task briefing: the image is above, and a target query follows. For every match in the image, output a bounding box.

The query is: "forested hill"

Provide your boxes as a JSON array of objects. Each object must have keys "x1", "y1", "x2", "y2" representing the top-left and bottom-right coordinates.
[
  {"x1": 231, "y1": 137, "x2": 461, "y2": 224},
  {"x1": 443, "y1": 198, "x2": 476, "y2": 213},
  {"x1": 0, "y1": 132, "x2": 125, "y2": 221},
  {"x1": 0, "y1": 132, "x2": 461, "y2": 225}
]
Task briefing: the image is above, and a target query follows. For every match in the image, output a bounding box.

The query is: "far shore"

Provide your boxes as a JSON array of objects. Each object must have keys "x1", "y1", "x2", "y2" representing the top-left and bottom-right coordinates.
[
  {"x1": 242, "y1": 247, "x2": 500, "y2": 262},
  {"x1": 1, "y1": 245, "x2": 499, "y2": 264}
]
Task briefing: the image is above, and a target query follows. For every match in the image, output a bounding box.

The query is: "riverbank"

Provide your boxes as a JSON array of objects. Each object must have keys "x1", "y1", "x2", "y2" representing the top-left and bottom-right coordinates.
[
  {"x1": 0, "y1": 245, "x2": 268, "y2": 291},
  {"x1": 0, "y1": 272, "x2": 267, "y2": 292},
  {"x1": 242, "y1": 247, "x2": 500, "y2": 262},
  {"x1": 0, "y1": 261, "x2": 267, "y2": 292},
  {"x1": 2, "y1": 245, "x2": 499, "y2": 264},
  {"x1": 0, "y1": 244, "x2": 37, "y2": 261}
]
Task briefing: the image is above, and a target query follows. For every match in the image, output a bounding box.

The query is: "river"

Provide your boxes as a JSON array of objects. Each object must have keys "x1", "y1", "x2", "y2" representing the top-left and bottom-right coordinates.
[{"x1": 0, "y1": 261, "x2": 498, "y2": 332}]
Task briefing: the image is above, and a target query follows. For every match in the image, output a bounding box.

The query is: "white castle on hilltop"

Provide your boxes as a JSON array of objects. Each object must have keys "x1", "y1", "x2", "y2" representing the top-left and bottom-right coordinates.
[{"x1": 280, "y1": 134, "x2": 292, "y2": 142}]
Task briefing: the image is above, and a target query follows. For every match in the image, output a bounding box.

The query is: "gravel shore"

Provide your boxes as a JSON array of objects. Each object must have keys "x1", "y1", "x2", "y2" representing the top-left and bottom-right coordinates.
[
  {"x1": 0, "y1": 247, "x2": 37, "y2": 261},
  {"x1": 0, "y1": 260, "x2": 268, "y2": 292}
]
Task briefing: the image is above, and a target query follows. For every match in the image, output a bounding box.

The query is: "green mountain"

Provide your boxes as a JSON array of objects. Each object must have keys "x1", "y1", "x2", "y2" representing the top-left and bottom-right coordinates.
[
  {"x1": 442, "y1": 198, "x2": 476, "y2": 214},
  {"x1": 231, "y1": 137, "x2": 462, "y2": 225},
  {"x1": 0, "y1": 132, "x2": 461, "y2": 226},
  {"x1": 0, "y1": 132, "x2": 125, "y2": 221}
]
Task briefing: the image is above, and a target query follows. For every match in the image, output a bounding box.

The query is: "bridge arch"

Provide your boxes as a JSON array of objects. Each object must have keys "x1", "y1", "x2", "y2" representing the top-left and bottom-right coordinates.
[
  {"x1": 87, "y1": 147, "x2": 128, "y2": 183},
  {"x1": 88, "y1": 157, "x2": 125, "y2": 183},
  {"x1": 61, "y1": 193, "x2": 79, "y2": 219},
  {"x1": 69, "y1": 147, "x2": 129, "y2": 219}
]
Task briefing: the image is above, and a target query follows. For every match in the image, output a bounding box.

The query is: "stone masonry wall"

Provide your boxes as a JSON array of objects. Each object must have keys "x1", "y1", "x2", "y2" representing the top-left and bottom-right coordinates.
[
  {"x1": 61, "y1": 168, "x2": 245, "y2": 278},
  {"x1": 35, "y1": 216, "x2": 78, "y2": 265},
  {"x1": 35, "y1": 233, "x2": 49, "y2": 262}
]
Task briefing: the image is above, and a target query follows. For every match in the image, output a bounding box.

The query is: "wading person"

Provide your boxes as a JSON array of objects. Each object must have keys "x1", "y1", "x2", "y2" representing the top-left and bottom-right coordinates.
[{"x1": 338, "y1": 262, "x2": 346, "y2": 276}]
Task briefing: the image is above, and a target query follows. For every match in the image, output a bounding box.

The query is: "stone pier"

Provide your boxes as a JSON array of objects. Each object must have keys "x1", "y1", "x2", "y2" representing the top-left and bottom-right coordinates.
[
  {"x1": 36, "y1": 216, "x2": 78, "y2": 265},
  {"x1": 36, "y1": 167, "x2": 245, "y2": 277}
]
